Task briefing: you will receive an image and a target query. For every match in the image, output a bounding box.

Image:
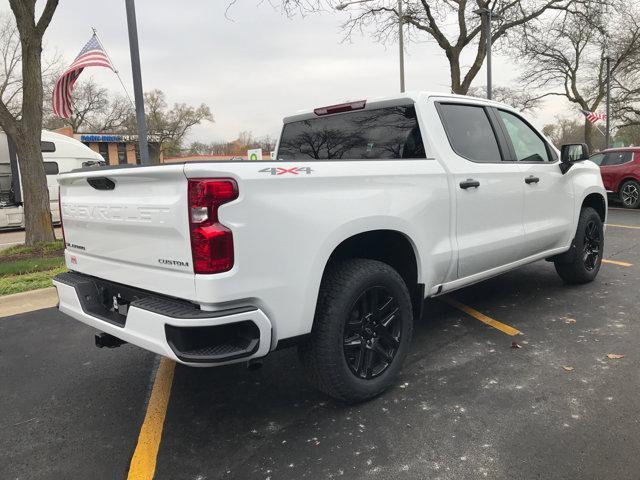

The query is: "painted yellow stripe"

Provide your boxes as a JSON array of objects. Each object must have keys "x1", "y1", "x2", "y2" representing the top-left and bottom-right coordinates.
[
  {"x1": 127, "y1": 358, "x2": 176, "y2": 480},
  {"x1": 606, "y1": 223, "x2": 640, "y2": 230},
  {"x1": 441, "y1": 297, "x2": 522, "y2": 336},
  {"x1": 609, "y1": 207, "x2": 640, "y2": 212},
  {"x1": 603, "y1": 259, "x2": 633, "y2": 267}
]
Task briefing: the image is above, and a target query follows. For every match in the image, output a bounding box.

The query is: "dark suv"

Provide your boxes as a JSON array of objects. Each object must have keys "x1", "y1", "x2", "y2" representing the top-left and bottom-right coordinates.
[{"x1": 591, "y1": 148, "x2": 640, "y2": 209}]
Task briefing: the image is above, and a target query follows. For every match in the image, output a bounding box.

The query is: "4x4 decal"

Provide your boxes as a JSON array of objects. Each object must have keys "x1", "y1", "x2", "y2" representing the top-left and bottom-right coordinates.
[{"x1": 259, "y1": 167, "x2": 314, "y2": 176}]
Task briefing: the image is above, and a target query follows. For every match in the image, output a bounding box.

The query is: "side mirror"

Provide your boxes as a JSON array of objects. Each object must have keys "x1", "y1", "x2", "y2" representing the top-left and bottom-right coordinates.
[{"x1": 560, "y1": 143, "x2": 590, "y2": 174}]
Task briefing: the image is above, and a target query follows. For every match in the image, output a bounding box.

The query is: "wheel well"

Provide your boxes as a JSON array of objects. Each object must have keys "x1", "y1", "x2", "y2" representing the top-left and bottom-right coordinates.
[
  {"x1": 582, "y1": 193, "x2": 606, "y2": 222},
  {"x1": 617, "y1": 177, "x2": 640, "y2": 192},
  {"x1": 325, "y1": 230, "x2": 422, "y2": 317}
]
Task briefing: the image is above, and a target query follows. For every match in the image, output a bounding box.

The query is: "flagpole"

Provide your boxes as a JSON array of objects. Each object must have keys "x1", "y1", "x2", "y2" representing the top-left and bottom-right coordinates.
[{"x1": 125, "y1": 0, "x2": 151, "y2": 165}]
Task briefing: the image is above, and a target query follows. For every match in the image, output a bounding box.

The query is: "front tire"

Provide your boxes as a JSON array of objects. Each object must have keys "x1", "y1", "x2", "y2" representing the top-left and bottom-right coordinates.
[
  {"x1": 554, "y1": 207, "x2": 604, "y2": 284},
  {"x1": 619, "y1": 180, "x2": 640, "y2": 209},
  {"x1": 299, "y1": 259, "x2": 413, "y2": 403}
]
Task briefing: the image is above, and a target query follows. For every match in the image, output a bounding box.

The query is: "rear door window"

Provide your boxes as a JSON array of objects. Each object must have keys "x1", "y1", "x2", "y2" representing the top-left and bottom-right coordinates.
[
  {"x1": 601, "y1": 151, "x2": 633, "y2": 166},
  {"x1": 437, "y1": 104, "x2": 502, "y2": 162},
  {"x1": 277, "y1": 105, "x2": 426, "y2": 160}
]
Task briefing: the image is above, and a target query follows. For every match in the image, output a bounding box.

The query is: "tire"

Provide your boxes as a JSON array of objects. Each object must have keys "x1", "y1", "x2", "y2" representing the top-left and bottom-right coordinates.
[
  {"x1": 299, "y1": 258, "x2": 413, "y2": 403},
  {"x1": 619, "y1": 180, "x2": 640, "y2": 209},
  {"x1": 554, "y1": 207, "x2": 604, "y2": 284}
]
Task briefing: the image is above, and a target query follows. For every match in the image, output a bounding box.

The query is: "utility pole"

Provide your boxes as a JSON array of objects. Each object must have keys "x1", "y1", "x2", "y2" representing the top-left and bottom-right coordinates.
[
  {"x1": 398, "y1": 0, "x2": 405, "y2": 93},
  {"x1": 606, "y1": 55, "x2": 611, "y2": 149},
  {"x1": 474, "y1": 7, "x2": 503, "y2": 100},
  {"x1": 125, "y1": 0, "x2": 151, "y2": 165}
]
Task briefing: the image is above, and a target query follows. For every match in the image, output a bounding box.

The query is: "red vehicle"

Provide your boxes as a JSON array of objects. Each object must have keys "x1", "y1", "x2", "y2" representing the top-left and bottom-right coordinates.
[{"x1": 591, "y1": 148, "x2": 640, "y2": 209}]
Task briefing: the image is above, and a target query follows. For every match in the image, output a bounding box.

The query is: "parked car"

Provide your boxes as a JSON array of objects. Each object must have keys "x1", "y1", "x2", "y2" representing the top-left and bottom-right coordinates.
[
  {"x1": 53, "y1": 92, "x2": 607, "y2": 403},
  {"x1": 590, "y1": 148, "x2": 640, "y2": 209}
]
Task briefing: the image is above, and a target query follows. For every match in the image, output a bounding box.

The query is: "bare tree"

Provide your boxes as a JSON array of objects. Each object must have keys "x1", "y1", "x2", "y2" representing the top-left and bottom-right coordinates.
[
  {"x1": 515, "y1": 4, "x2": 640, "y2": 150},
  {"x1": 0, "y1": 1, "x2": 59, "y2": 245},
  {"x1": 43, "y1": 77, "x2": 134, "y2": 133},
  {"x1": 285, "y1": 0, "x2": 586, "y2": 95},
  {"x1": 142, "y1": 90, "x2": 213, "y2": 156},
  {"x1": 542, "y1": 115, "x2": 601, "y2": 149},
  {"x1": 467, "y1": 85, "x2": 540, "y2": 111}
]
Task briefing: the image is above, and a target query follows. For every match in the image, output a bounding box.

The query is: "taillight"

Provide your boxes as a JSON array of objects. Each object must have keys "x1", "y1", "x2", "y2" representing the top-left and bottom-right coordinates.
[
  {"x1": 188, "y1": 178, "x2": 238, "y2": 274},
  {"x1": 58, "y1": 186, "x2": 66, "y2": 248}
]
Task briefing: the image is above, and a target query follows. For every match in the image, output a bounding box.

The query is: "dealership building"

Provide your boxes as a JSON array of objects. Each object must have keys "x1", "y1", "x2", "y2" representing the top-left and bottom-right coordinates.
[{"x1": 74, "y1": 133, "x2": 163, "y2": 165}]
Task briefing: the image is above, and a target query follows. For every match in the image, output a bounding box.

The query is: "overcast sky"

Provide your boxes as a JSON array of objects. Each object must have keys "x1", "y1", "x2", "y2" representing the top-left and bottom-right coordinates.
[{"x1": 11, "y1": 1, "x2": 572, "y2": 143}]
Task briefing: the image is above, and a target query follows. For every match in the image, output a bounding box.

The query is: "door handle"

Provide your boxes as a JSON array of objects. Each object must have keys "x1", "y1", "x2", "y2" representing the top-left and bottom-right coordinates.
[
  {"x1": 460, "y1": 179, "x2": 480, "y2": 190},
  {"x1": 525, "y1": 175, "x2": 540, "y2": 184}
]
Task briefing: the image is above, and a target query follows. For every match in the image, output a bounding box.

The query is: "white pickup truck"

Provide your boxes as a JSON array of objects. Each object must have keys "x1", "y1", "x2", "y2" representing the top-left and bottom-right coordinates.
[{"x1": 54, "y1": 92, "x2": 606, "y2": 402}]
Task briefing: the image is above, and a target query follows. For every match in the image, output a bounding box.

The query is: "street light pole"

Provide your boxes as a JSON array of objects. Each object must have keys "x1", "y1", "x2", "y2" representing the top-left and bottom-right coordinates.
[
  {"x1": 125, "y1": 0, "x2": 151, "y2": 165},
  {"x1": 398, "y1": 0, "x2": 405, "y2": 93},
  {"x1": 474, "y1": 7, "x2": 502, "y2": 100}
]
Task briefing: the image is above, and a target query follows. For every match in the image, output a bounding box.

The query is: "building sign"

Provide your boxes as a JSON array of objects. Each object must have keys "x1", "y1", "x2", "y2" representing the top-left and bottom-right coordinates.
[
  {"x1": 80, "y1": 134, "x2": 123, "y2": 143},
  {"x1": 77, "y1": 134, "x2": 161, "y2": 143},
  {"x1": 248, "y1": 148, "x2": 263, "y2": 160}
]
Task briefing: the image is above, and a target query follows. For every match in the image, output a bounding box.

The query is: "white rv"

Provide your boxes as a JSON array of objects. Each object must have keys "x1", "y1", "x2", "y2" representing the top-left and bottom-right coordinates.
[{"x1": 0, "y1": 130, "x2": 105, "y2": 229}]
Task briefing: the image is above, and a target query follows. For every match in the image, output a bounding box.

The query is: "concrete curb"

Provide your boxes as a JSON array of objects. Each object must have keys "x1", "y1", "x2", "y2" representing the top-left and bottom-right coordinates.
[{"x1": 0, "y1": 287, "x2": 58, "y2": 318}]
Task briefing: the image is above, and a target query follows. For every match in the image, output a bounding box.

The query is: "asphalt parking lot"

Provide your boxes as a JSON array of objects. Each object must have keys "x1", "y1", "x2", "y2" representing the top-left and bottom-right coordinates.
[{"x1": 2, "y1": 207, "x2": 639, "y2": 480}]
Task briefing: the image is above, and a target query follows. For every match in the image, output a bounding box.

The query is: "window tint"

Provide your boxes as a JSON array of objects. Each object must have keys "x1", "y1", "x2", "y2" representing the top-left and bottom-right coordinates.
[
  {"x1": 117, "y1": 143, "x2": 127, "y2": 165},
  {"x1": 41, "y1": 141, "x2": 56, "y2": 153},
  {"x1": 277, "y1": 105, "x2": 426, "y2": 160},
  {"x1": 590, "y1": 153, "x2": 604, "y2": 166},
  {"x1": 438, "y1": 104, "x2": 501, "y2": 162},
  {"x1": 43, "y1": 162, "x2": 59, "y2": 175},
  {"x1": 498, "y1": 110, "x2": 549, "y2": 162},
  {"x1": 601, "y1": 151, "x2": 633, "y2": 166}
]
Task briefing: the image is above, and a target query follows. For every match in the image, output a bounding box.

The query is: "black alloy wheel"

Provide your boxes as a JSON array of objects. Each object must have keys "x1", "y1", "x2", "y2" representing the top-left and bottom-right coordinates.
[
  {"x1": 583, "y1": 220, "x2": 601, "y2": 271},
  {"x1": 343, "y1": 286, "x2": 401, "y2": 380}
]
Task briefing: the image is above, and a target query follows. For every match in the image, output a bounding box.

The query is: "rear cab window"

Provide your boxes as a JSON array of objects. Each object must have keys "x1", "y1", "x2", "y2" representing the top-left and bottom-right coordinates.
[
  {"x1": 277, "y1": 105, "x2": 426, "y2": 160},
  {"x1": 436, "y1": 103, "x2": 502, "y2": 162}
]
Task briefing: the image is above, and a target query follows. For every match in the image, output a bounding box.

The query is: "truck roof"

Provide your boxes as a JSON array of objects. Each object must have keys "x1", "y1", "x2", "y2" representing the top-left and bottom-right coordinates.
[{"x1": 283, "y1": 91, "x2": 513, "y2": 124}]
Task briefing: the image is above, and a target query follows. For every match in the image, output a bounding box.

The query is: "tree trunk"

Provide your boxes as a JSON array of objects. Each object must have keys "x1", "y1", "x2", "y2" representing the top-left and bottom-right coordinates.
[
  {"x1": 14, "y1": 132, "x2": 55, "y2": 245},
  {"x1": 584, "y1": 119, "x2": 595, "y2": 153},
  {"x1": 448, "y1": 51, "x2": 465, "y2": 95},
  {"x1": 13, "y1": 35, "x2": 55, "y2": 246},
  {"x1": 17, "y1": 23, "x2": 55, "y2": 245}
]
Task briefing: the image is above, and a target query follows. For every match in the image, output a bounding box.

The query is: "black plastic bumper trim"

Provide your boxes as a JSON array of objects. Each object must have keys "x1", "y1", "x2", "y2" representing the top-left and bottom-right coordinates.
[{"x1": 54, "y1": 271, "x2": 256, "y2": 320}]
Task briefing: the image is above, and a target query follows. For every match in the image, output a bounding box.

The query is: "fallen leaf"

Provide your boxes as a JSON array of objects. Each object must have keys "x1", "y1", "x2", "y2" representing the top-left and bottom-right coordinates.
[
  {"x1": 564, "y1": 318, "x2": 577, "y2": 324},
  {"x1": 562, "y1": 366, "x2": 574, "y2": 372},
  {"x1": 606, "y1": 354, "x2": 625, "y2": 359},
  {"x1": 511, "y1": 342, "x2": 522, "y2": 349}
]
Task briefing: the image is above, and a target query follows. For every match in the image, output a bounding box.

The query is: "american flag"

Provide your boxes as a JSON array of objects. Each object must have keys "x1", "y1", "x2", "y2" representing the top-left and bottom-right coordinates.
[
  {"x1": 52, "y1": 34, "x2": 115, "y2": 118},
  {"x1": 581, "y1": 109, "x2": 607, "y2": 124}
]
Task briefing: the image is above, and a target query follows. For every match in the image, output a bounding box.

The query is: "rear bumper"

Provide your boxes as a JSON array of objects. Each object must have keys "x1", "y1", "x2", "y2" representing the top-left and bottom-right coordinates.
[{"x1": 53, "y1": 272, "x2": 272, "y2": 367}]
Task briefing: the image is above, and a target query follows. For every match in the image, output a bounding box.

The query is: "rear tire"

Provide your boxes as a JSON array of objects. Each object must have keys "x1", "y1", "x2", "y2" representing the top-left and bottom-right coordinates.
[
  {"x1": 299, "y1": 259, "x2": 413, "y2": 403},
  {"x1": 619, "y1": 180, "x2": 640, "y2": 209},
  {"x1": 554, "y1": 207, "x2": 603, "y2": 284}
]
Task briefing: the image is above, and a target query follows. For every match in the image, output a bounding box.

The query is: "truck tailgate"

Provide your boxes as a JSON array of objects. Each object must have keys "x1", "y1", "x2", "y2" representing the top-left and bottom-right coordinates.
[{"x1": 58, "y1": 165, "x2": 196, "y2": 300}]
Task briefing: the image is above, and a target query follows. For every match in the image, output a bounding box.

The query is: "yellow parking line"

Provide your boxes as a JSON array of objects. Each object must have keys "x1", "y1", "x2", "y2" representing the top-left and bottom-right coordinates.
[
  {"x1": 127, "y1": 358, "x2": 176, "y2": 480},
  {"x1": 607, "y1": 223, "x2": 640, "y2": 230},
  {"x1": 602, "y1": 259, "x2": 633, "y2": 267},
  {"x1": 441, "y1": 297, "x2": 522, "y2": 336}
]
